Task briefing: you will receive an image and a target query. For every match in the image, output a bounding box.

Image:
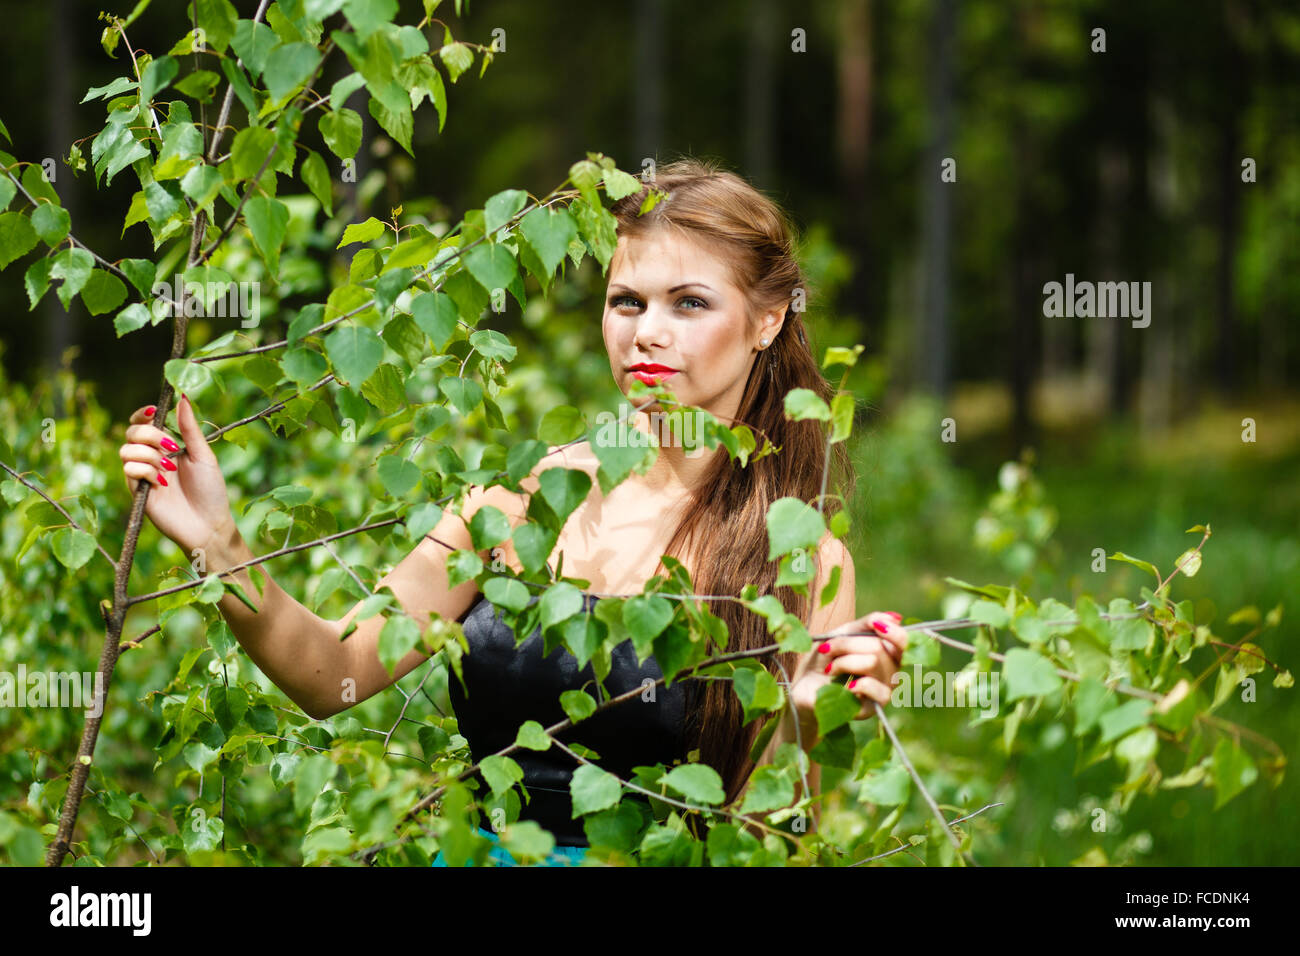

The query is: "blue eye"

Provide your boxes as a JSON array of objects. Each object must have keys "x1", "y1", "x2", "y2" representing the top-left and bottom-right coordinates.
[{"x1": 608, "y1": 294, "x2": 707, "y2": 310}]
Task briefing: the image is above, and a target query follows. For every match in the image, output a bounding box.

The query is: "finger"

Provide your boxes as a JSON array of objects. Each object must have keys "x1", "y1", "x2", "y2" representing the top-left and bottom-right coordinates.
[
  {"x1": 119, "y1": 441, "x2": 179, "y2": 473},
  {"x1": 862, "y1": 612, "x2": 907, "y2": 661},
  {"x1": 175, "y1": 393, "x2": 215, "y2": 465},
  {"x1": 129, "y1": 404, "x2": 158, "y2": 426},
  {"x1": 847, "y1": 675, "x2": 893, "y2": 710},
  {"x1": 816, "y1": 636, "x2": 892, "y2": 668},
  {"x1": 124, "y1": 422, "x2": 181, "y2": 458},
  {"x1": 123, "y1": 460, "x2": 168, "y2": 490},
  {"x1": 826, "y1": 652, "x2": 894, "y2": 682}
]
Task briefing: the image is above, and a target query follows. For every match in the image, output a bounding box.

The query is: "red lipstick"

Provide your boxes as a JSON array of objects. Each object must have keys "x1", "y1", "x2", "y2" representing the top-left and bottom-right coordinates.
[{"x1": 628, "y1": 363, "x2": 678, "y2": 386}]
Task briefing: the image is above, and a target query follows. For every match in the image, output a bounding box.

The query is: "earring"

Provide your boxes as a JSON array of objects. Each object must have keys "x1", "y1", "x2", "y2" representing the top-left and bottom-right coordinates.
[{"x1": 759, "y1": 338, "x2": 769, "y2": 348}]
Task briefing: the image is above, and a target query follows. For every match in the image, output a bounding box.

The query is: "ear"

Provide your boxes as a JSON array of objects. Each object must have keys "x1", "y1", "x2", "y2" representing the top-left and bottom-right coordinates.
[{"x1": 755, "y1": 303, "x2": 786, "y2": 349}]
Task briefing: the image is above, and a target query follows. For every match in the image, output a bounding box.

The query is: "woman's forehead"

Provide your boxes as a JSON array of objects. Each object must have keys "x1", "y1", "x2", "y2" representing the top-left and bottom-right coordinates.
[{"x1": 609, "y1": 230, "x2": 738, "y2": 289}]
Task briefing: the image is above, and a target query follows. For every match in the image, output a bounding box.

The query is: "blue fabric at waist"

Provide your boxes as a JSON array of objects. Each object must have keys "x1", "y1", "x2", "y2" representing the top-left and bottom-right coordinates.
[{"x1": 430, "y1": 826, "x2": 589, "y2": 867}]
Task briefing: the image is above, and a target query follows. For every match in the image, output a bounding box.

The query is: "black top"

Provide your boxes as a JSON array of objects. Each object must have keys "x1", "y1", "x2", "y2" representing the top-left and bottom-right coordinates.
[{"x1": 448, "y1": 592, "x2": 689, "y2": 846}]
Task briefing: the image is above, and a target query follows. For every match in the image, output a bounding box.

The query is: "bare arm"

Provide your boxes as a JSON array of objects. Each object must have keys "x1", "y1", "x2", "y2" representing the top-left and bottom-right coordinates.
[{"x1": 200, "y1": 494, "x2": 491, "y2": 719}]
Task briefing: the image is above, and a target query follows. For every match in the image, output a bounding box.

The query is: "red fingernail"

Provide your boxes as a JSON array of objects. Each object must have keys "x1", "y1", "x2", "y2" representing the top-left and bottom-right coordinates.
[
  {"x1": 823, "y1": 661, "x2": 832, "y2": 675},
  {"x1": 886, "y1": 612, "x2": 902, "y2": 623},
  {"x1": 161, "y1": 437, "x2": 179, "y2": 452},
  {"x1": 144, "y1": 405, "x2": 156, "y2": 417},
  {"x1": 871, "y1": 620, "x2": 888, "y2": 634},
  {"x1": 848, "y1": 677, "x2": 859, "y2": 689},
  {"x1": 818, "y1": 642, "x2": 831, "y2": 654},
  {"x1": 157, "y1": 472, "x2": 168, "y2": 487},
  {"x1": 161, "y1": 458, "x2": 178, "y2": 471}
]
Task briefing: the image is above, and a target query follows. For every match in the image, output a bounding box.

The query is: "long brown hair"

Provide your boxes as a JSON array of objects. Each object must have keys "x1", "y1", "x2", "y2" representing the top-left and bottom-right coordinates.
[{"x1": 607, "y1": 156, "x2": 854, "y2": 806}]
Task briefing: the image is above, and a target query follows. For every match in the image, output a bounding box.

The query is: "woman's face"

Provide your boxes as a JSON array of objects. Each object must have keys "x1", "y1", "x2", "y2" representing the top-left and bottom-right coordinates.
[{"x1": 602, "y1": 227, "x2": 781, "y2": 423}]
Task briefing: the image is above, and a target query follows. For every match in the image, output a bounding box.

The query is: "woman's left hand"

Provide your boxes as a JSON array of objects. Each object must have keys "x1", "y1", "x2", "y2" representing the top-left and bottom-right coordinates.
[{"x1": 788, "y1": 611, "x2": 908, "y2": 745}]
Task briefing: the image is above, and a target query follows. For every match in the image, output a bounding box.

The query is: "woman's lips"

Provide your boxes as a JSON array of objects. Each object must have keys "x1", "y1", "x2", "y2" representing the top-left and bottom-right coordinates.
[{"x1": 629, "y1": 365, "x2": 678, "y2": 386}]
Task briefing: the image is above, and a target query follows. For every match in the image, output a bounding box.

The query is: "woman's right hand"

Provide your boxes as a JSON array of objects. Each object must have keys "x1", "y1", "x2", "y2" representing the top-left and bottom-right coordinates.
[{"x1": 120, "y1": 394, "x2": 237, "y2": 558}]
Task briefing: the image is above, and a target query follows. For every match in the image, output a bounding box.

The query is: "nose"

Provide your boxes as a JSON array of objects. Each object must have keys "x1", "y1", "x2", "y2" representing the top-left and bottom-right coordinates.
[{"x1": 632, "y1": 298, "x2": 673, "y2": 352}]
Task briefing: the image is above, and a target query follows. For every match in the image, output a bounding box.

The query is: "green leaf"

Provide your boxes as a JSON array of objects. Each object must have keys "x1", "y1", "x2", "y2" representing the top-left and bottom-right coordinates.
[
  {"x1": 30, "y1": 203, "x2": 71, "y2": 246},
  {"x1": 300, "y1": 149, "x2": 333, "y2": 217},
  {"x1": 81, "y1": 76, "x2": 137, "y2": 102},
  {"x1": 139, "y1": 56, "x2": 178, "y2": 103},
  {"x1": 118, "y1": 258, "x2": 157, "y2": 298},
  {"x1": 194, "y1": 0, "x2": 238, "y2": 53},
  {"x1": 324, "y1": 324, "x2": 384, "y2": 386},
  {"x1": 463, "y1": 242, "x2": 517, "y2": 295},
  {"x1": 560, "y1": 689, "x2": 597, "y2": 724},
  {"x1": 80, "y1": 270, "x2": 128, "y2": 316},
  {"x1": 439, "y1": 377, "x2": 483, "y2": 417},
  {"x1": 484, "y1": 188, "x2": 527, "y2": 235},
  {"x1": 50, "y1": 248, "x2": 95, "y2": 308},
  {"x1": 1108, "y1": 551, "x2": 1160, "y2": 582},
  {"x1": 114, "y1": 303, "x2": 152, "y2": 337},
  {"x1": 538, "y1": 405, "x2": 585, "y2": 444},
  {"x1": 814, "y1": 682, "x2": 861, "y2": 736},
  {"x1": 1002, "y1": 647, "x2": 1064, "y2": 701},
  {"x1": 661, "y1": 764, "x2": 725, "y2": 805},
  {"x1": 342, "y1": 0, "x2": 398, "y2": 39},
  {"x1": 822, "y1": 345, "x2": 865, "y2": 369},
  {"x1": 512, "y1": 523, "x2": 555, "y2": 576},
  {"x1": 468, "y1": 328, "x2": 516, "y2": 362},
  {"x1": 409, "y1": 291, "x2": 458, "y2": 350},
  {"x1": 445, "y1": 549, "x2": 483, "y2": 588},
  {"x1": 438, "y1": 42, "x2": 474, "y2": 82},
  {"x1": 1097, "y1": 698, "x2": 1152, "y2": 744},
  {"x1": 570, "y1": 763, "x2": 621, "y2": 817},
  {"x1": 830, "y1": 393, "x2": 855, "y2": 443},
  {"x1": 969, "y1": 600, "x2": 1010, "y2": 629},
  {"x1": 484, "y1": 576, "x2": 530, "y2": 614},
  {"x1": 622, "y1": 595, "x2": 674, "y2": 650},
  {"x1": 163, "y1": 358, "x2": 215, "y2": 397},
  {"x1": 50, "y1": 527, "x2": 96, "y2": 571},
  {"x1": 0, "y1": 211, "x2": 39, "y2": 269},
  {"x1": 229, "y1": 126, "x2": 277, "y2": 181},
  {"x1": 539, "y1": 582, "x2": 584, "y2": 631},
  {"x1": 376, "y1": 453, "x2": 420, "y2": 497},
  {"x1": 319, "y1": 107, "x2": 362, "y2": 160},
  {"x1": 738, "y1": 766, "x2": 795, "y2": 814},
  {"x1": 377, "y1": 613, "x2": 422, "y2": 674},
  {"x1": 859, "y1": 763, "x2": 911, "y2": 806},
  {"x1": 244, "y1": 196, "x2": 290, "y2": 272},
  {"x1": 263, "y1": 42, "x2": 320, "y2": 103},
  {"x1": 479, "y1": 754, "x2": 524, "y2": 796},
  {"x1": 210, "y1": 685, "x2": 249, "y2": 734},
  {"x1": 732, "y1": 666, "x2": 783, "y2": 723},
  {"x1": 1211, "y1": 738, "x2": 1257, "y2": 809},
  {"x1": 468, "y1": 505, "x2": 510, "y2": 550},
  {"x1": 765, "y1": 497, "x2": 826, "y2": 561},
  {"x1": 24, "y1": 258, "x2": 52, "y2": 308},
  {"x1": 783, "y1": 387, "x2": 831, "y2": 422},
  {"x1": 180, "y1": 163, "x2": 224, "y2": 211},
  {"x1": 514, "y1": 719, "x2": 551, "y2": 751},
  {"x1": 1174, "y1": 548, "x2": 1202, "y2": 578},
  {"x1": 519, "y1": 206, "x2": 578, "y2": 277},
  {"x1": 176, "y1": 69, "x2": 221, "y2": 103},
  {"x1": 338, "y1": 216, "x2": 386, "y2": 248},
  {"x1": 537, "y1": 467, "x2": 591, "y2": 523}
]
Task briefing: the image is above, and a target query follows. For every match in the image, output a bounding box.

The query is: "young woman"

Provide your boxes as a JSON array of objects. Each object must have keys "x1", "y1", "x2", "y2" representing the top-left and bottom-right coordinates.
[{"x1": 118, "y1": 157, "x2": 909, "y2": 866}]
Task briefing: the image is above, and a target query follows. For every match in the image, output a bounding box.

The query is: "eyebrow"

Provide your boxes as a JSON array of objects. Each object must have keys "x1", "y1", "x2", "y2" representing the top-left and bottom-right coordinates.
[{"x1": 608, "y1": 283, "x2": 716, "y2": 294}]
